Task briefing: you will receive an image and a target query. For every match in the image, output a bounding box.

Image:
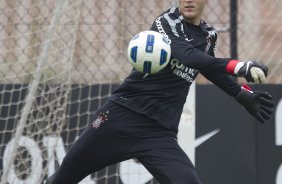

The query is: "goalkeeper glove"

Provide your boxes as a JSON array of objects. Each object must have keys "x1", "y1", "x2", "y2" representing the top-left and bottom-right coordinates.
[
  {"x1": 226, "y1": 60, "x2": 268, "y2": 84},
  {"x1": 235, "y1": 85, "x2": 274, "y2": 124}
]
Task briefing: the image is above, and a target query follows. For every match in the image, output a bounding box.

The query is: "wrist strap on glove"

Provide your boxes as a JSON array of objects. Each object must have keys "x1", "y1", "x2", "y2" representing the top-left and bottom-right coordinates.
[{"x1": 226, "y1": 60, "x2": 268, "y2": 84}]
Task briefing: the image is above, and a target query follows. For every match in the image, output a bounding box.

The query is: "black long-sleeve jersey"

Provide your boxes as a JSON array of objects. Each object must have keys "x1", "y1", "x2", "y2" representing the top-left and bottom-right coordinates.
[{"x1": 109, "y1": 7, "x2": 241, "y2": 132}]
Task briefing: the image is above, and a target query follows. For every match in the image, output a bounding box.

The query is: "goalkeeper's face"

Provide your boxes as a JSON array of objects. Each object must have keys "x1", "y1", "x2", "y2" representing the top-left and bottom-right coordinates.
[{"x1": 178, "y1": 0, "x2": 207, "y2": 25}]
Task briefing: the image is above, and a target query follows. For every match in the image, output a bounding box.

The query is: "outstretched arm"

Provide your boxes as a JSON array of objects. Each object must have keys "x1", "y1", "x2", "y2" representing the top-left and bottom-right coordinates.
[
  {"x1": 202, "y1": 70, "x2": 274, "y2": 123},
  {"x1": 150, "y1": 8, "x2": 267, "y2": 84},
  {"x1": 200, "y1": 70, "x2": 241, "y2": 97}
]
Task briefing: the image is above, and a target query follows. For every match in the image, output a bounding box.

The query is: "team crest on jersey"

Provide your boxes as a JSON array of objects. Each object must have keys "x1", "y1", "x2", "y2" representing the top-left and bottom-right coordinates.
[{"x1": 92, "y1": 111, "x2": 109, "y2": 128}]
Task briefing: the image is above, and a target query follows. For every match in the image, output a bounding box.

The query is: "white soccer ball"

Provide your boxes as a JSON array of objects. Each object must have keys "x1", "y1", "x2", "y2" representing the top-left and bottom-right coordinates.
[{"x1": 127, "y1": 30, "x2": 171, "y2": 74}]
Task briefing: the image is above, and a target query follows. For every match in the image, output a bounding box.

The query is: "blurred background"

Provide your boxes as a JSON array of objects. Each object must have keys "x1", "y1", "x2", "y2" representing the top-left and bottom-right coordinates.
[{"x1": 1, "y1": 0, "x2": 282, "y2": 84}]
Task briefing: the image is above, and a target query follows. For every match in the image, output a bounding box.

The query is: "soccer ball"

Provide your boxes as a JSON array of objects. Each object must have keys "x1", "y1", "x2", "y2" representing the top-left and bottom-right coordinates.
[{"x1": 127, "y1": 30, "x2": 171, "y2": 74}]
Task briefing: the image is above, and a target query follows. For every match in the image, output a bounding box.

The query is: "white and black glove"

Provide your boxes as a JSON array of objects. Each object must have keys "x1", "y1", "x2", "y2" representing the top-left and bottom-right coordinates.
[
  {"x1": 235, "y1": 85, "x2": 275, "y2": 124},
  {"x1": 226, "y1": 60, "x2": 268, "y2": 84}
]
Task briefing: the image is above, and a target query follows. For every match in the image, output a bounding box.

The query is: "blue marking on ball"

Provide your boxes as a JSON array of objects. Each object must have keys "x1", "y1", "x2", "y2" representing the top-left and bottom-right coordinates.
[
  {"x1": 130, "y1": 46, "x2": 138, "y2": 62},
  {"x1": 160, "y1": 49, "x2": 168, "y2": 65},
  {"x1": 143, "y1": 61, "x2": 152, "y2": 73},
  {"x1": 145, "y1": 34, "x2": 155, "y2": 53}
]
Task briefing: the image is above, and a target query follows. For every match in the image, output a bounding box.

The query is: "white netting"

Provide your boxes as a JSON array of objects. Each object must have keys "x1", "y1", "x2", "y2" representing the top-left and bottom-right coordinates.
[{"x1": 0, "y1": 0, "x2": 81, "y2": 183}]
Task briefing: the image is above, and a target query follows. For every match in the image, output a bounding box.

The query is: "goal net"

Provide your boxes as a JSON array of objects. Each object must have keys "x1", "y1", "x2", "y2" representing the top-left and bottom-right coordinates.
[
  {"x1": 0, "y1": 0, "x2": 81, "y2": 183},
  {"x1": 0, "y1": 0, "x2": 282, "y2": 184},
  {"x1": 0, "y1": 0, "x2": 179, "y2": 184}
]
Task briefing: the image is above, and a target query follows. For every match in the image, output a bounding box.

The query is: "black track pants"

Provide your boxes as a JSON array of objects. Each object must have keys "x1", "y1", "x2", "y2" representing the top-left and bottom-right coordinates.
[{"x1": 46, "y1": 100, "x2": 201, "y2": 184}]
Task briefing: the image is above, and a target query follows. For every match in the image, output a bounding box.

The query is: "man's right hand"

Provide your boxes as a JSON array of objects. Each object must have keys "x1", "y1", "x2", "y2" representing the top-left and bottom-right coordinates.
[{"x1": 226, "y1": 60, "x2": 268, "y2": 84}]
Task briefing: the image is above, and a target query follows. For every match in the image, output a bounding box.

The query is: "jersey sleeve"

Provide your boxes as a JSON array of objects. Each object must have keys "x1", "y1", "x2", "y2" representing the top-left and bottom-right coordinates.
[
  {"x1": 201, "y1": 26, "x2": 240, "y2": 97},
  {"x1": 201, "y1": 70, "x2": 241, "y2": 97},
  {"x1": 150, "y1": 8, "x2": 230, "y2": 73}
]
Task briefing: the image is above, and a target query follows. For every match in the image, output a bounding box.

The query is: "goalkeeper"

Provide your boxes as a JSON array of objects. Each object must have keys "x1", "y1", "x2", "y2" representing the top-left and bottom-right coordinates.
[{"x1": 46, "y1": 0, "x2": 274, "y2": 183}]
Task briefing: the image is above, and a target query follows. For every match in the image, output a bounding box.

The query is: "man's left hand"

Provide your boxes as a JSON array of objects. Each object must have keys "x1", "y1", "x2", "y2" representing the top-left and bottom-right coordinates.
[{"x1": 235, "y1": 85, "x2": 275, "y2": 124}]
